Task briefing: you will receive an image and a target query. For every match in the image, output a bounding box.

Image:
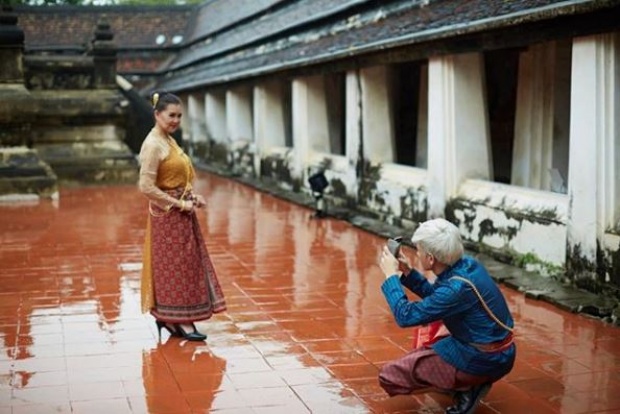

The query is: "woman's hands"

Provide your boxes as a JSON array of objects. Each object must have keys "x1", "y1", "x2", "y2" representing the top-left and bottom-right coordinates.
[
  {"x1": 178, "y1": 199, "x2": 194, "y2": 212},
  {"x1": 179, "y1": 194, "x2": 206, "y2": 212},
  {"x1": 192, "y1": 194, "x2": 206, "y2": 208}
]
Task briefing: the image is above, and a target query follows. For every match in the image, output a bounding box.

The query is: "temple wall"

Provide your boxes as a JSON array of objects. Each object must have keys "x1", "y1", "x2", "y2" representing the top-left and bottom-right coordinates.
[{"x1": 179, "y1": 32, "x2": 620, "y2": 294}]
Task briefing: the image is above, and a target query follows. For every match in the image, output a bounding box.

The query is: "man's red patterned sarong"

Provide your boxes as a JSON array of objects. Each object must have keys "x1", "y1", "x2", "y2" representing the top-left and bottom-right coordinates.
[{"x1": 379, "y1": 347, "x2": 490, "y2": 396}]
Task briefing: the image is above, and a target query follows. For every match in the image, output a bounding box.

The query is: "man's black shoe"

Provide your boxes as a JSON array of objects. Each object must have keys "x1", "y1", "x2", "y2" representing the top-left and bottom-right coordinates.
[{"x1": 444, "y1": 382, "x2": 492, "y2": 414}]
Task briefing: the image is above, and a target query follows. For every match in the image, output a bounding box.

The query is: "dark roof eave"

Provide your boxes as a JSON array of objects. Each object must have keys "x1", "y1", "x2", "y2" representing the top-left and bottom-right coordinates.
[
  {"x1": 164, "y1": 0, "x2": 616, "y2": 75},
  {"x1": 12, "y1": 4, "x2": 196, "y2": 13},
  {"x1": 25, "y1": 45, "x2": 184, "y2": 53},
  {"x1": 159, "y1": 0, "x2": 620, "y2": 92}
]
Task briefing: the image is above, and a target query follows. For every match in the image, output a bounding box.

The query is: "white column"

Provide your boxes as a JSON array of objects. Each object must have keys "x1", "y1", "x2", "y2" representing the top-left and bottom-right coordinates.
[
  {"x1": 187, "y1": 94, "x2": 206, "y2": 145},
  {"x1": 567, "y1": 33, "x2": 620, "y2": 274},
  {"x1": 254, "y1": 80, "x2": 287, "y2": 173},
  {"x1": 291, "y1": 76, "x2": 330, "y2": 178},
  {"x1": 427, "y1": 53, "x2": 492, "y2": 218},
  {"x1": 360, "y1": 66, "x2": 394, "y2": 163},
  {"x1": 512, "y1": 42, "x2": 571, "y2": 192},
  {"x1": 552, "y1": 40, "x2": 572, "y2": 191},
  {"x1": 345, "y1": 70, "x2": 362, "y2": 199},
  {"x1": 226, "y1": 86, "x2": 253, "y2": 145},
  {"x1": 178, "y1": 94, "x2": 190, "y2": 143},
  {"x1": 416, "y1": 64, "x2": 429, "y2": 169},
  {"x1": 205, "y1": 91, "x2": 226, "y2": 143}
]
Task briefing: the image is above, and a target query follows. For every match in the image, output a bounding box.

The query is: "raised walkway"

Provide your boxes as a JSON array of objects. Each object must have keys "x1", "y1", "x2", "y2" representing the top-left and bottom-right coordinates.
[{"x1": 1, "y1": 171, "x2": 619, "y2": 413}]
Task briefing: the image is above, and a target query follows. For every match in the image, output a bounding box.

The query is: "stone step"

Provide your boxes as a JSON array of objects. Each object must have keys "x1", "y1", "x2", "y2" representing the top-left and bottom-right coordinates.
[
  {"x1": 0, "y1": 146, "x2": 58, "y2": 199},
  {"x1": 31, "y1": 125, "x2": 127, "y2": 144},
  {"x1": 51, "y1": 163, "x2": 138, "y2": 185},
  {"x1": 34, "y1": 141, "x2": 138, "y2": 185}
]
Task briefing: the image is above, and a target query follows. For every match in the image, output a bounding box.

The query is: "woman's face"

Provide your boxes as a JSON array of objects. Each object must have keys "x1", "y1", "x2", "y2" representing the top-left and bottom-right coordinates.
[{"x1": 155, "y1": 104, "x2": 182, "y2": 134}]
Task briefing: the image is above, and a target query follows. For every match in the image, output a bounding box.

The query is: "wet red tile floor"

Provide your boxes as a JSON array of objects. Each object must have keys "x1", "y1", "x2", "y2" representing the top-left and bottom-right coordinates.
[{"x1": 1, "y1": 171, "x2": 620, "y2": 413}]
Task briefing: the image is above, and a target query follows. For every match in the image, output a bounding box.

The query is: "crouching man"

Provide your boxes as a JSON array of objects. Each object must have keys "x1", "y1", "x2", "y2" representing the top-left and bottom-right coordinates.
[{"x1": 378, "y1": 218, "x2": 516, "y2": 414}]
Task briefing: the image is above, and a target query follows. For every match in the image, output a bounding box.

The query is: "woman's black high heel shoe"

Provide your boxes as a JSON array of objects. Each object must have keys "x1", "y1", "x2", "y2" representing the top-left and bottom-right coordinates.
[
  {"x1": 174, "y1": 323, "x2": 207, "y2": 341},
  {"x1": 156, "y1": 321, "x2": 181, "y2": 339}
]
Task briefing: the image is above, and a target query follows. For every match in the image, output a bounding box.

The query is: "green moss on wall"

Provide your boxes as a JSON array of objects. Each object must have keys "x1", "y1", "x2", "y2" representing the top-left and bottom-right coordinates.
[
  {"x1": 210, "y1": 141, "x2": 228, "y2": 165},
  {"x1": 513, "y1": 251, "x2": 563, "y2": 277}
]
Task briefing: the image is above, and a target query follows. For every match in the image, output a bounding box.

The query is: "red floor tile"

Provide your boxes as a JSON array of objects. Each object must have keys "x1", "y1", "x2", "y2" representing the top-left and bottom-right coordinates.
[{"x1": 0, "y1": 171, "x2": 619, "y2": 413}]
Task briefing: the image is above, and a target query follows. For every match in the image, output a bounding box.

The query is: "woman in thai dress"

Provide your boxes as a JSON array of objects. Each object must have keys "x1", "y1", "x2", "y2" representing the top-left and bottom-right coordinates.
[{"x1": 138, "y1": 91, "x2": 226, "y2": 341}]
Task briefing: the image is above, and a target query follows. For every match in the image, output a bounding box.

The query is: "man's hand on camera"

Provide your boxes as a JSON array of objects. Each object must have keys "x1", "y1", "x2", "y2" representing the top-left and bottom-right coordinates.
[
  {"x1": 380, "y1": 246, "x2": 402, "y2": 279},
  {"x1": 397, "y1": 252, "x2": 412, "y2": 275}
]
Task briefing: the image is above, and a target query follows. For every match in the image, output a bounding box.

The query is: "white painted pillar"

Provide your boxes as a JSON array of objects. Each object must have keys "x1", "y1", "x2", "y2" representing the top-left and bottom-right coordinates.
[
  {"x1": 291, "y1": 76, "x2": 330, "y2": 179},
  {"x1": 360, "y1": 66, "x2": 394, "y2": 163},
  {"x1": 254, "y1": 80, "x2": 287, "y2": 173},
  {"x1": 345, "y1": 70, "x2": 362, "y2": 199},
  {"x1": 226, "y1": 86, "x2": 253, "y2": 145},
  {"x1": 427, "y1": 53, "x2": 492, "y2": 218},
  {"x1": 187, "y1": 94, "x2": 206, "y2": 145},
  {"x1": 567, "y1": 33, "x2": 620, "y2": 274},
  {"x1": 178, "y1": 94, "x2": 190, "y2": 143},
  {"x1": 552, "y1": 41, "x2": 572, "y2": 192},
  {"x1": 205, "y1": 91, "x2": 226, "y2": 143},
  {"x1": 512, "y1": 42, "x2": 571, "y2": 192},
  {"x1": 416, "y1": 64, "x2": 429, "y2": 169}
]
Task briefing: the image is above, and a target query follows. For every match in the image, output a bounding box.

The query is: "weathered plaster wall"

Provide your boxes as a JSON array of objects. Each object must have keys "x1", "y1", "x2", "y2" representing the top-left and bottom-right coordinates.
[
  {"x1": 260, "y1": 147, "x2": 298, "y2": 191},
  {"x1": 603, "y1": 233, "x2": 620, "y2": 288},
  {"x1": 356, "y1": 163, "x2": 427, "y2": 225},
  {"x1": 175, "y1": 5, "x2": 620, "y2": 295},
  {"x1": 448, "y1": 180, "x2": 568, "y2": 275}
]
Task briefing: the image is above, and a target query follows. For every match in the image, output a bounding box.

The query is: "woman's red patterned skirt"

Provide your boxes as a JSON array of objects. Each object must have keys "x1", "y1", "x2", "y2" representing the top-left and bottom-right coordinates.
[{"x1": 147, "y1": 201, "x2": 226, "y2": 323}]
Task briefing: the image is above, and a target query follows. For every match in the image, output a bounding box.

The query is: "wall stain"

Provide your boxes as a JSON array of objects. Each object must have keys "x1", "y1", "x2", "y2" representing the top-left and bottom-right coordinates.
[
  {"x1": 567, "y1": 243, "x2": 600, "y2": 293},
  {"x1": 445, "y1": 198, "x2": 476, "y2": 233},
  {"x1": 260, "y1": 153, "x2": 293, "y2": 185},
  {"x1": 399, "y1": 188, "x2": 427, "y2": 223},
  {"x1": 329, "y1": 177, "x2": 347, "y2": 199},
  {"x1": 192, "y1": 141, "x2": 209, "y2": 160},
  {"x1": 356, "y1": 158, "x2": 381, "y2": 209},
  {"x1": 609, "y1": 238, "x2": 620, "y2": 295},
  {"x1": 209, "y1": 141, "x2": 229, "y2": 165}
]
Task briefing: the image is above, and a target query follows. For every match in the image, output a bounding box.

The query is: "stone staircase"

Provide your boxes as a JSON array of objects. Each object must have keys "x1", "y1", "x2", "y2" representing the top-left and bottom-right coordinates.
[
  {"x1": 27, "y1": 89, "x2": 138, "y2": 187},
  {"x1": 0, "y1": 8, "x2": 138, "y2": 199}
]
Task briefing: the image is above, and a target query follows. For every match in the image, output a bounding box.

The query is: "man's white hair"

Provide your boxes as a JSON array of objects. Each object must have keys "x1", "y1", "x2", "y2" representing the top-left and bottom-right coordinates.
[{"x1": 411, "y1": 218, "x2": 464, "y2": 266}]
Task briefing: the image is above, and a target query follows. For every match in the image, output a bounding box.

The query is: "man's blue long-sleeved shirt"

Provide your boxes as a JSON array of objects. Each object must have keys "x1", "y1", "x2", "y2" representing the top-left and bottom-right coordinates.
[{"x1": 381, "y1": 255, "x2": 516, "y2": 378}]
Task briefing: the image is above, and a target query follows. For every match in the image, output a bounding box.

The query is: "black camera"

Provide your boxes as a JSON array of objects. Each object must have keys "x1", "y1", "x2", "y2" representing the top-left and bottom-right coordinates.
[{"x1": 387, "y1": 237, "x2": 403, "y2": 257}]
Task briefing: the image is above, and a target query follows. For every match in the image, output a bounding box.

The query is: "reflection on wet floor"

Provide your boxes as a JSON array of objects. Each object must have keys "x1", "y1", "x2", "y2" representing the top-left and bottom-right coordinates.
[{"x1": 1, "y1": 171, "x2": 619, "y2": 413}]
